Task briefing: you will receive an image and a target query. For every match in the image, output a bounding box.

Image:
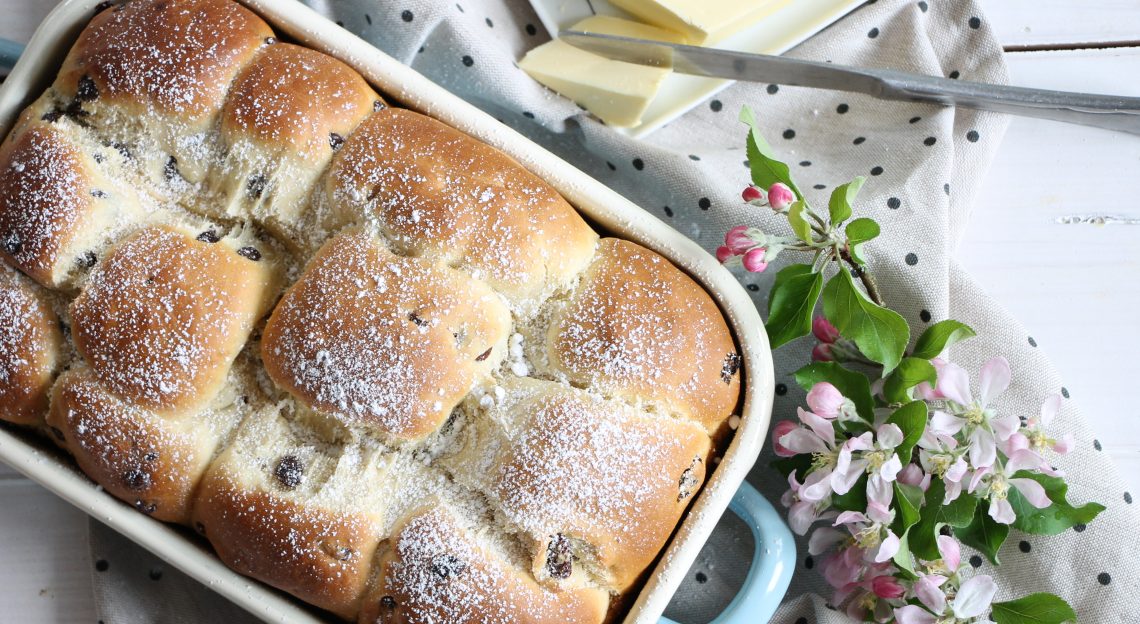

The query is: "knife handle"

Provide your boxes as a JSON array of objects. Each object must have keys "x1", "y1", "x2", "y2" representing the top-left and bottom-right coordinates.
[{"x1": 872, "y1": 69, "x2": 1140, "y2": 136}]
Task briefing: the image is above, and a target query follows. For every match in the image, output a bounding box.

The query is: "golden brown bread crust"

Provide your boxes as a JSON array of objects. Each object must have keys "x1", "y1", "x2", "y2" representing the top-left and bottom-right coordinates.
[
  {"x1": 547, "y1": 238, "x2": 741, "y2": 434},
  {"x1": 47, "y1": 368, "x2": 217, "y2": 523},
  {"x1": 261, "y1": 230, "x2": 511, "y2": 440},
  {"x1": 358, "y1": 504, "x2": 610, "y2": 624},
  {"x1": 192, "y1": 406, "x2": 398, "y2": 620},
  {"x1": 55, "y1": 0, "x2": 272, "y2": 122},
  {"x1": 323, "y1": 108, "x2": 598, "y2": 305},
  {"x1": 456, "y1": 380, "x2": 710, "y2": 592},
  {"x1": 0, "y1": 120, "x2": 105, "y2": 287},
  {"x1": 0, "y1": 266, "x2": 62, "y2": 426},
  {"x1": 222, "y1": 43, "x2": 380, "y2": 165},
  {"x1": 70, "y1": 226, "x2": 278, "y2": 413}
]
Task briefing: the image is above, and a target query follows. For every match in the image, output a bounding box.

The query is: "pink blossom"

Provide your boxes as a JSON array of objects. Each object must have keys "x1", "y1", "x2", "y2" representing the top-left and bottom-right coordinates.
[
  {"x1": 771, "y1": 420, "x2": 798, "y2": 457},
  {"x1": 780, "y1": 471, "x2": 835, "y2": 535},
  {"x1": 871, "y1": 575, "x2": 906, "y2": 600},
  {"x1": 896, "y1": 575, "x2": 997, "y2": 624},
  {"x1": 768, "y1": 182, "x2": 796, "y2": 210},
  {"x1": 812, "y1": 316, "x2": 840, "y2": 343},
  {"x1": 741, "y1": 184, "x2": 767, "y2": 205},
  {"x1": 1023, "y1": 393, "x2": 1074, "y2": 456},
  {"x1": 806, "y1": 382, "x2": 853, "y2": 420},
  {"x1": 812, "y1": 343, "x2": 834, "y2": 362},
  {"x1": 715, "y1": 246, "x2": 733, "y2": 263},
  {"x1": 833, "y1": 424, "x2": 904, "y2": 502},
  {"x1": 897, "y1": 463, "x2": 931, "y2": 491},
  {"x1": 925, "y1": 357, "x2": 1019, "y2": 470},
  {"x1": 724, "y1": 225, "x2": 754, "y2": 254},
  {"x1": 833, "y1": 507, "x2": 900, "y2": 563},
  {"x1": 742, "y1": 247, "x2": 768, "y2": 272},
  {"x1": 969, "y1": 449, "x2": 1053, "y2": 524},
  {"x1": 914, "y1": 358, "x2": 971, "y2": 405}
]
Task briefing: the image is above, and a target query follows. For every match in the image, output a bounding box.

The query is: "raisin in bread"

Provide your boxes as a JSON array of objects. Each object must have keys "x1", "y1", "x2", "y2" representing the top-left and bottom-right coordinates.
[{"x1": 0, "y1": 0, "x2": 744, "y2": 621}]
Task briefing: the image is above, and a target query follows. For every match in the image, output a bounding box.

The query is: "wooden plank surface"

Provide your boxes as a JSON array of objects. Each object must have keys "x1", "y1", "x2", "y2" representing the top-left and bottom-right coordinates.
[{"x1": 983, "y1": 0, "x2": 1140, "y2": 49}]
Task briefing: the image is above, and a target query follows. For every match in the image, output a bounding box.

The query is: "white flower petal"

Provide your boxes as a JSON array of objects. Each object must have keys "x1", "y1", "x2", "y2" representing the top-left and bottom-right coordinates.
[
  {"x1": 1040, "y1": 393, "x2": 1063, "y2": 427},
  {"x1": 930, "y1": 410, "x2": 965, "y2": 436},
  {"x1": 834, "y1": 510, "x2": 869, "y2": 527},
  {"x1": 1011, "y1": 477, "x2": 1052, "y2": 508},
  {"x1": 1006, "y1": 449, "x2": 1045, "y2": 474},
  {"x1": 832, "y1": 459, "x2": 867, "y2": 495},
  {"x1": 797, "y1": 407, "x2": 836, "y2": 446},
  {"x1": 953, "y1": 575, "x2": 998, "y2": 619},
  {"x1": 779, "y1": 429, "x2": 829, "y2": 455},
  {"x1": 936, "y1": 535, "x2": 961, "y2": 571},
  {"x1": 978, "y1": 356, "x2": 1011, "y2": 406},
  {"x1": 894, "y1": 605, "x2": 938, "y2": 624},
  {"x1": 939, "y1": 362, "x2": 973, "y2": 406},
  {"x1": 989, "y1": 498, "x2": 1016, "y2": 524},
  {"x1": 969, "y1": 428, "x2": 997, "y2": 469},
  {"x1": 879, "y1": 454, "x2": 903, "y2": 483},
  {"x1": 799, "y1": 469, "x2": 834, "y2": 502},
  {"x1": 991, "y1": 412, "x2": 1020, "y2": 441},
  {"x1": 788, "y1": 501, "x2": 819, "y2": 536},
  {"x1": 915, "y1": 575, "x2": 948, "y2": 614},
  {"x1": 874, "y1": 531, "x2": 901, "y2": 562},
  {"x1": 876, "y1": 423, "x2": 905, "y2": 449},
  {"x1": 807, "y1": 527, "x2": 846, "y2": 554}
]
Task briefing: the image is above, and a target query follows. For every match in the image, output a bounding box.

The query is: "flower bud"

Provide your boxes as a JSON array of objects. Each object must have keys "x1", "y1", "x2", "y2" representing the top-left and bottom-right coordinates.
[
  {"x1": 806, "y1": 382, "x2": 844, "y2": 419},
  {"x1": 897, "y1": 464, "x2": 926, "y2": 488},
  {"x1": 715, "y1": 245, "x2": 733, "y2": 263},
  {"x1": 812, "y1": 316, "x2": 840, "y2": 344},
  {"x1": 768, "y1": 182, "x2": 796, "y2": 211},
  {"x1": 724, "y1": 225, "x2": 754, "y2": 254},
  {"x1": 742, "y1": 247, "x2": 768, "y2": 272},
  {"x1": 771, "y1": 420, "x2": 799, "y2": 457},
  {"x1": 871, "y1": 575, "x2": 906, "y2": 600},
  {"x1": 741, "y1": 184, "x2": 767, "y2": 205},
  {"x1": 811, "y1": 343, "x2": 834, "y2": 362}
]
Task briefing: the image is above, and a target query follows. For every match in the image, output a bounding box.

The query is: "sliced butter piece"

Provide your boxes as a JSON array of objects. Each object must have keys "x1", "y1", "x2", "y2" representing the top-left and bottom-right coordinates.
[
  {"x1": 610, "y1": 0, "x2": 793, "y2": 46},
  {"x1": 518, "y1": 16, "x2": 685, "y2": 128}
]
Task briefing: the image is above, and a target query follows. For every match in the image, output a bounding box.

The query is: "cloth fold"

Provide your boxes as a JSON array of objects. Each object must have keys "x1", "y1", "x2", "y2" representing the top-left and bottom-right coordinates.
[{"x1": 89, "y1": 0, "x2": 1140, "y2": 621}]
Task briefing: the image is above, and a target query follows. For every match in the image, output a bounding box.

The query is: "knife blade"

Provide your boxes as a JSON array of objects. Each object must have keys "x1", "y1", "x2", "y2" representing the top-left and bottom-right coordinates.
[{"x1": 559, "y1": 30, "x2": 1140, "y2": 136}]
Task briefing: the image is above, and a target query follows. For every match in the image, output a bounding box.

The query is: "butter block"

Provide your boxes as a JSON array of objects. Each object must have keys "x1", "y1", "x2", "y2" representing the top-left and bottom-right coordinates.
[
  {"x1": 518, "y1": 16, "x2": 685, "y2": 128},
  {"x1": 610, "y1": 0, "x2": 793, "y2": 46}
]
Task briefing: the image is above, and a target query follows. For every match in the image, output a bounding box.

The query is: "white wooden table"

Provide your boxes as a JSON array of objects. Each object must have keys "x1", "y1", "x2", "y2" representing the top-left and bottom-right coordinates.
[{"x1": 1, "y1": 2, "x2": 1138, "y2": 621}]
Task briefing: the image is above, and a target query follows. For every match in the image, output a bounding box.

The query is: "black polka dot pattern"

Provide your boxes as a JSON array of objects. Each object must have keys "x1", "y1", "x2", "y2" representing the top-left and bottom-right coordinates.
[
  {"x1": 1094, "y1": 439, "x2": 1102, "y2": 451},
  {"x1": 970, "y1": 555, "x2": 983, "y2": 568},
  {"x1": 775, "y1": 383, "x2": 787, "y2": 396},
  {"x1": 149, "y1": 568, "x2": 163, "y2": 581},
  {"x1": 868, "y1": 27, "x2": 880, "y2": 38},
  {"x1": 401, "y1": 9, "x2": 413, "y2": 22},
  {"x1": 887, "y1": 197, "x2": 901, "y2": 209},
  {"x1": 710, "y1": 99, "x2": 723, "y2": 112},
  {"x1": 1028, "y1": 336, "x2": 1038, "y2": 347},
  {"x1": 1074, "y1": 523, "x2": 1087, "y2": 532},
  {"x1": 695, "y1": 571, "x2": 708, "y2": 583},
  {"x1": 918, "y1": 1, "x2": 928, "y2": 11},
  {"x1": 909, "y1": 116, "x2": 921, "y2": 124},
  {"x1": 461, "y1": 55, "x2": 474, "y2": 67},
  {"x1": 905, "y1": 252, "x2": 918, "y2": 265},
  {"x1": 1019, "y1": 540, "x2": 1031, "y2": 553},
  {"x1": 663, "y1": 206, "x2": 673, "y2": 217},
  {"x1": 767, "y1": 84, "x2": 779, "y2": 94},
  {"x1": 837, "y1": 103, "x2": 849, "y2": 114},
  {"x1": 783, "y1": 129, "x2": 796, "y2": 139},
  {"x1": 969, "y1": 16, "x2": 982, "y2": 29},
  {"x1": 853, "y1": 136, "x2": 866, "y2": 145},
  {"x1": 1125, "y1": 492, "x2": 1133, "y2": 504},
  {"x1": 871, "y1": 166, "x2": 884, "y2": 176},
  {"x1": 1098, "y1": 572, "x2": 1111, "y2": 585},
  {"x1": 632, "y1": 158, "x2": 645, "y2": 170},
  {"x1": 949, "y1": 70, "x2": 961, "y2": 79},
  {"x1": 1062, "y1": 387, "x2": 1070, "y2": 398},
  {"x1": 967, "y1": 130, "x2": 981, "y2": 142},
  {"x1": 924, "y1": 136, "x2": 937, "y2": 146},
  {"x1": 698, "y1": 197, "x2": 711, "y2": 210},
  {"x1": 485, "y1": 17, "x2": 493, "y2": 28},
  {"x1": 804, "y1": 555, "x2": 814, "y2": 569},
  {"x1": 525, "y1": 23, "x2": 537, "y2": 36},
  {"x1": 920, "y1": 309, "x2": 931, "y2": 323},
  {"x1": 96, "y1": 559, "x2": 109, "y2": 572}
]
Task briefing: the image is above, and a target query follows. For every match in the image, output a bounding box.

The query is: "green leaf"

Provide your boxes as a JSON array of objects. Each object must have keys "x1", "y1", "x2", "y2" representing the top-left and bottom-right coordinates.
[
  {"x1": 844, "y1": 217, "x2": 880, "y2": 244},
  {"x1": 893, "y1": 481, "x2": 924, "y2": 534},
  {"x1": 909, "y1": 479, "x2": 978, "y2": 560},
  {"x1": 886, "y1": 400, "x2": 928, "y2": 465},
  {"x1": 771, "y1": 454, "x2": 812, "y2": 480},
  {"x1": 764, "y1": 264, "x2": 824, "y2": 349},
  {"x1": 912, "y1": 320, "x2": 977, "y2": 360},
  {"x1": 828, "y1": 177, "x2": 865, "y2": 225},
  {"x1": 740, "y1": 106, "x2": 802, "y2": 198},
  {"x1": 787, "y1": 201, "x2": 813, "y2": 242},
  {"x1": 891, "y1": 529, "x2": 918, "y2": 580},
  {"x1": 883, "y1": 357, "x2": 938, "y2": 404},
  {"x1": 991, "y1": 593, "x2": 1078, "y2": 624},
  {"x1": 1009, "y1": 471, "x2": 1106, "y2": 535},
  {"x1": 793, "y1": 362, "x2": 876, "y2": 423},
  {"x1": 822, "y1": 267, "x2": 910, "y2": 373},
  {"x1": 954, "y1": 501, "x2": 1009, "y2": 566},
  {"x1": 832, "y1": 474, "x2": 868, "y2": 513}
]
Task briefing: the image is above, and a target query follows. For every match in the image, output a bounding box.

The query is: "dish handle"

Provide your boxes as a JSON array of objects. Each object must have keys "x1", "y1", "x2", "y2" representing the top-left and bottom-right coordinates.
[
  {"x1": 660, "y1": 481, "x2": 796, "y2": 624},
  {"x1": 0, "y1": 38, "x2": 23, "y2": 73}
]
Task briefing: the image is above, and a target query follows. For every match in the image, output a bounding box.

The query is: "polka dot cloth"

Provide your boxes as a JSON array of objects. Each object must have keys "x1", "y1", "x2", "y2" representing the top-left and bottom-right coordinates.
[{"x1": 89, "y1": 0, "x2": 1140, "y2": 623}]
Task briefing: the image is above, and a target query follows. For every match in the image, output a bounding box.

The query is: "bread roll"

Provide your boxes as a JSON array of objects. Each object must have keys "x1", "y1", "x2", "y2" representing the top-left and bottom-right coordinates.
[
  {"x1": 215, "y1": 43, "x2": 381, "y2": 246},
  {"x1": 358, "y1": 502, "x2": 610, "y2": 624},
  {"x1": 0, "y1": 264, "x2": 63, "y2": 426},
  {"x1": 261, "y1": 230, "x2": 511, "y2": 441},
  {"x1": 53, "y1": 0, "x2": 273, "y2": 187},
  {"x1": 321, "y1": 108, "x2": 598, "y2": 308},
  {"x1": 71, "y1": 225, "x2": 280, "y2": 414},
  {"x1": 47, "y1": 365, "x2": 247, "y2": 523},
  {"x1": 447, "y1": 378, "x2": 710, "y2": 592},
  {"x1": 539, "y1": 238, "x2": 741, "y2": 435}
]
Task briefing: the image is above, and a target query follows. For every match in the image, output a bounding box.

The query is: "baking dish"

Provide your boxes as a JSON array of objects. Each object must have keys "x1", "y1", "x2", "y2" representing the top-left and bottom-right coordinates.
[{"x1": 0, "y1": 1, "x2": 791, "y2": 622}]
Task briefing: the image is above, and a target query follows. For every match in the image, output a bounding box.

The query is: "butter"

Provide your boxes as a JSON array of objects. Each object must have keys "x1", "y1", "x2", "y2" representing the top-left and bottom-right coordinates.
[
  {"x1": 609, "y1": 0, "x2": 793, "y2": 46},
  {"x1": 518, "y1": 16, "x2": 685, "y2": 128}
]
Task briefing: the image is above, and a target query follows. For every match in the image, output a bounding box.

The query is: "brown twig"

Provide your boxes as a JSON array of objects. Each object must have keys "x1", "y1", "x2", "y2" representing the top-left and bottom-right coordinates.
[{"x1": 839, "y1": 248, "x2": 885, "y2": 307}]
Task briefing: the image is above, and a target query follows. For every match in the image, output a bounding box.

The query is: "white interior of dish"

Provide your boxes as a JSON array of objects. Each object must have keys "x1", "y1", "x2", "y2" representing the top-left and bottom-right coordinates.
[{"x1": 0, "y1": 1, "x2": 775, "y2": 622}]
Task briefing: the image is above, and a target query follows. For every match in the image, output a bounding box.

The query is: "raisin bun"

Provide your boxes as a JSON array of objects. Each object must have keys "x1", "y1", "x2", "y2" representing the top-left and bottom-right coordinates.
[{"x1": 0, "y1": 0, "x2": 745, "y2": 621}]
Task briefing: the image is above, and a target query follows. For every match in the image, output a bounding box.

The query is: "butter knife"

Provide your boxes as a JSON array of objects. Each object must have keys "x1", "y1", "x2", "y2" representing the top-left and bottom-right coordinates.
[{"x1": 560, "y1": 30, "x2": 1140, "y2": 136}]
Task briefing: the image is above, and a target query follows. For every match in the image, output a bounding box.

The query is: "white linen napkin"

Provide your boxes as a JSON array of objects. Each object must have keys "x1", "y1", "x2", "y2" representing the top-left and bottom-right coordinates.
[{"x1": 89, "y1": 0, "x2": 1140, "y2": 621}]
